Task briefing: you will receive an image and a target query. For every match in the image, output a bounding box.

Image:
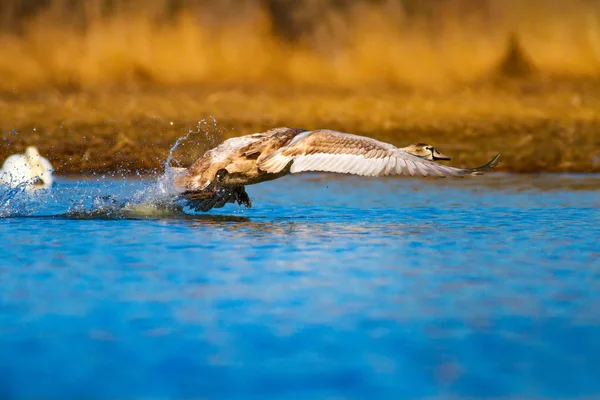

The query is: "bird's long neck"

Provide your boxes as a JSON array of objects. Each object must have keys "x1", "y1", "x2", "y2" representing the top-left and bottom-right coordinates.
[
  {"x1": 26, "y1": 155, "x2": 45, "y2": 178},
  {"x1": 398, "y1": 146, "x2": 419, "y2": 156}
]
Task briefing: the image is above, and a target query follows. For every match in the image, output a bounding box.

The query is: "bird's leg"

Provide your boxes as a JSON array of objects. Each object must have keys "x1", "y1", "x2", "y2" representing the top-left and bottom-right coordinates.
[
  {"x1": 180, "y1": 170, "x2": 251, "y2": 212},
  {"x1": 181, "y1": 169, "x2": 229, "y2": 210}
]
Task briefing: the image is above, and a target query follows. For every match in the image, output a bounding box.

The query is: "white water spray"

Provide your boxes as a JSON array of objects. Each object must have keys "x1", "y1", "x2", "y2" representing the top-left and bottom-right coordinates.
[{"x1": 1, "y1": 117, "x2": 224, "y2": 219}]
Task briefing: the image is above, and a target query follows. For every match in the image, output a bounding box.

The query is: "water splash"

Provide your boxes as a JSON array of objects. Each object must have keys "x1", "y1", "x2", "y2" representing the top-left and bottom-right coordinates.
[
  {"x1": 57, "y1": 170, "x2": 187, "y2": 219},
  {"x1": 0, "y1": 182, "x2": 49, "y2": 217},
  {"x1": 165, "y1": 130, "x2": 194, "y2": 169},
  {"x1": 0, "y1": 117, "x2": 224, "y2": 219},
  {"x1": 64, "y1": 192, "x2": 185, "y2": 220},
  {"x1": 165, "y1": 117, "x2": 218, "y2": 169},
  {"x1": 136, "y1": 117, "x2": 222, "y2": 209}
]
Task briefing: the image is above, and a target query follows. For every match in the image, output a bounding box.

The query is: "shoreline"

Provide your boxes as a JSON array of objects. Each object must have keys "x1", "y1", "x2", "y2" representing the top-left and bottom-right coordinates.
[{"x1": 2, "y1": 83, "x2": 600, "y2": 174}]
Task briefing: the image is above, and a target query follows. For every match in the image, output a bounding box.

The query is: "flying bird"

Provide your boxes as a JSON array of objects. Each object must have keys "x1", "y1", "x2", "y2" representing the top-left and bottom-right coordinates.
[{"x1": 171, "y1": 127, "x2": 500, "y2": 212}]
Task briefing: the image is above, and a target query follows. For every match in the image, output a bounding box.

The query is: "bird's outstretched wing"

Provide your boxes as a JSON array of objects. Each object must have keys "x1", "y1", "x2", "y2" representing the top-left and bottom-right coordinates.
[{"x1": 258, "y1": 129, "x2": 500, "y2": 177}]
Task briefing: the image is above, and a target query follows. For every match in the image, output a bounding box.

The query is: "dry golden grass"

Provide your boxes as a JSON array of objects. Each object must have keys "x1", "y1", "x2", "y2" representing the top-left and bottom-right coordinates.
[
  {"x1": 0, "y1": 0, "x2": 600, "y2": 90},
  {"x1": 2, "y1": 81, "x2": 600, "y2": 174}
]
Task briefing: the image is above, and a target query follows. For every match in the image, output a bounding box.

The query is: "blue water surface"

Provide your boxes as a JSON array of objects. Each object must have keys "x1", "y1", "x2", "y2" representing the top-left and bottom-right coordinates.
[{"x1": 1, "y1": 173, "x2": 599, "y2": 399}]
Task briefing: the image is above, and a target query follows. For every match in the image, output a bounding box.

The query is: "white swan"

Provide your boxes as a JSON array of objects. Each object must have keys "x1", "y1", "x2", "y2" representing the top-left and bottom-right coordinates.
[{"x1": 0, "y1": 146, "x2": 54, "y2": 190}]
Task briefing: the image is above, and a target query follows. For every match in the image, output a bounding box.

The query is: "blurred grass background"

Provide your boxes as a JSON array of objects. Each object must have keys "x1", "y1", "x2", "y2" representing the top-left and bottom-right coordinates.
[
  {"x1": 2, "y1": 0, "x2": 600, "y2": 89},
  {"x1": 1, "y1": 0, "x2": 600, "y2": 173}
]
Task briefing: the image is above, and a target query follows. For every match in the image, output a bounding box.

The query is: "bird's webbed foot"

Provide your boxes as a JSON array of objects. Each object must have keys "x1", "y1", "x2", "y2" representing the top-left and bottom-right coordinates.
[{"x1": 232, "y1": 186, "x2": 252, "y2": 208}]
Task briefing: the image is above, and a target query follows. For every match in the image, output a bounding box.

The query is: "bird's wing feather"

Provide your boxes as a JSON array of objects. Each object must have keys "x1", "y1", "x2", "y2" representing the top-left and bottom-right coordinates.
[
  {"x1": 258, "y1": 129, "x2": 499, "y2": 177},
  {"x1": 239, "y1": 127, "x2": 307, "y2": 161}
]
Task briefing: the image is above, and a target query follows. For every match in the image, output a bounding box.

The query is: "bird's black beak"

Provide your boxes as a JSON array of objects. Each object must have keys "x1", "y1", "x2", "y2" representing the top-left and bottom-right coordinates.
[{"x1": 432, "y1": 148, "x2": 451, "y2": 161}]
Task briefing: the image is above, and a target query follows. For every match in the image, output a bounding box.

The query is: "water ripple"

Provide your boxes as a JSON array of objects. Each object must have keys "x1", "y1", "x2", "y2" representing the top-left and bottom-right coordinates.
[{"x1": 1, "y1": 174, "x2": 599, "y2": 398}]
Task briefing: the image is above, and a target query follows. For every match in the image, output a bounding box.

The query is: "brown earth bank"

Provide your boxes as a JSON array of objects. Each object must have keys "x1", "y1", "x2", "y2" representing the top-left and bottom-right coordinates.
[{"x1": 1, "y1": 80, "x2": 600, "y2": 175}]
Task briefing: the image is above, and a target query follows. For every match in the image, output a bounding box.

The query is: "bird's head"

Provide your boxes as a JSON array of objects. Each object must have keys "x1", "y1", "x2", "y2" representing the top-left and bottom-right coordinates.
[{"x1": 401, "y1": 143, "x2": 451, "y2": 161}]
